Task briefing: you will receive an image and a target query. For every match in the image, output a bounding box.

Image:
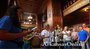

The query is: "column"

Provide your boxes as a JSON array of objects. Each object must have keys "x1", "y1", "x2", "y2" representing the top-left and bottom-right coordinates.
[{"x1": 47, "y1": 0, "x2": 63, "y2": 27}]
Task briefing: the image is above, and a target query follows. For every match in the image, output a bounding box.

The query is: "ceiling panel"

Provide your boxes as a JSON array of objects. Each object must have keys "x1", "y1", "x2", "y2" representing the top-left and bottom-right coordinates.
[{"x1": 17, "y1": 0, "x2": 44, "y2": 13}]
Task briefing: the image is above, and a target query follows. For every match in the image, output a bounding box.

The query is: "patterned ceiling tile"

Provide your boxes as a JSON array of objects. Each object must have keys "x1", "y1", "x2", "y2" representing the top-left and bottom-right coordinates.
[{"x1": 17, "y1": 0, "x2": 44, "y2": 13}]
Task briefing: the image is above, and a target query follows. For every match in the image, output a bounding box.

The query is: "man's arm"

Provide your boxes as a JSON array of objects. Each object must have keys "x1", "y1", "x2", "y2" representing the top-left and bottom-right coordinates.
[
  {"x1": 85, "y1": 35, "x2": 89, "y2": 43},
  {"x1": 41, "y1": 35, "x2": 49, "y2": 39},
  {"x1": 85, "y1": 30, "x2": 89, "y2": 43},
  {"x1": 0, "y1": 30, "x2": 31, "y2": 40}
]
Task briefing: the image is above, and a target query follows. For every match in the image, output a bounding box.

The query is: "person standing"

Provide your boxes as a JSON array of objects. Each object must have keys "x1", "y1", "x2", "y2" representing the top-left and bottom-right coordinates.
[
  {"x1": 82, "y1": 23, "x2": 90, "y2": 34},
  {"x1": 77, "y1": 26, "x2": 89, "y2": 49},
  {"x1": 54, "y1": 25, "x2": 62, "y2": 37},
  {"x1": 0, "y1": 5, "x2": 32, "y2": 49},
  {"x1": 71, "y1": 27, "x2": 78, "y2": 43},
  {"x1": 71, "y1": 27, "x2": 78, "y2": 49},
  {"x1": 22, "y1": 29, "x2": 33, "y2": 49},
  {"x1": 48, "y1": 26, "x2": 54, "y2": 46},
  {"x1": 41, "y1": 24, "x2": 50, "y2": 49},
  {"x1": 82, "y1": 23, "x2": 90, "y2": 48},
  {"x1": 62, "y1": 26, "x2": 71, "y2": 49}
]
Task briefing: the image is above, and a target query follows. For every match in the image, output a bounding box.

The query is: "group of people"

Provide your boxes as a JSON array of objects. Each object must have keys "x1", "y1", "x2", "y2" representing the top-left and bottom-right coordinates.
[
  {"x1": 0, "y1": 5, "x2": 36, "y2": 49},
  {"x1": 40, "y1": 23, "x2": 90, "y2": 49},
  {"x1": 0, "y1": 4, "x2": 90, "y2": 49}
]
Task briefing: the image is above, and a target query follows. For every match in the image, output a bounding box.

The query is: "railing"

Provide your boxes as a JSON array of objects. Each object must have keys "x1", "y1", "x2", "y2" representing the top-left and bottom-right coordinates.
[
  {"x1": 63, "y1": 0, "x2": 89, "y2": 16},
  {"x1": 63, "y1": 0, "x2": 78, "y2": 10}
]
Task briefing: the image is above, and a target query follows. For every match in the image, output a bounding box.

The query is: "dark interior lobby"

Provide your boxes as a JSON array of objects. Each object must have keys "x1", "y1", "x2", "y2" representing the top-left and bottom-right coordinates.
[{"x1": 0, "y1": 0, "x2": 90, "y2": 49}]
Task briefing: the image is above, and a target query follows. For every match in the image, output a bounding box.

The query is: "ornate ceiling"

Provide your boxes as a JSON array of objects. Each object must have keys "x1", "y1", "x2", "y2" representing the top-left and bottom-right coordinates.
[
  {"x1": 16, "y1": 0, "x2": 71, "y2": 14},
  {"x1": 17, "y1": 0, "x2": 44, "y2": 13}
]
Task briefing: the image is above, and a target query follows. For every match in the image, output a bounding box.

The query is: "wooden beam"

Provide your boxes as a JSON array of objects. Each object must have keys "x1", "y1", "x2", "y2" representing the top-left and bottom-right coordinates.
[{"x1": 63, "y1": 0, "x2": 89, "y2": 16}]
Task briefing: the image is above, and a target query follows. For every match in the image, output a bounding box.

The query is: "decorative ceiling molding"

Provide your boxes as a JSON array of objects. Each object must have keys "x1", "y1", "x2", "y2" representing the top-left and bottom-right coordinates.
[
  {"x1": 16, "y1": 0, "x2": 44, "y2": 13},
  {"x1": 63, "y1": 0, "x2": 89, "y2": 16}
]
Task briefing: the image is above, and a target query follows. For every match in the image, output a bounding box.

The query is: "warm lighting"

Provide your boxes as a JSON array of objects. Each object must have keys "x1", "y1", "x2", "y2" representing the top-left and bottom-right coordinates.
[
  {"x1": 84, "y1": 9, "x2": 87, "y2": 11},
  {"x1": 27, "y1": 16, "x2": 33, "y2": 19},
  {"x1": 29, "y1": 20, "x2": 31, "y2": 21},
  {"x1": 84, "y1": 8, "x2": 88, "y2": 11},
  {"x1": 82, "y1": 6, "x2": 89, "y2": 12}
]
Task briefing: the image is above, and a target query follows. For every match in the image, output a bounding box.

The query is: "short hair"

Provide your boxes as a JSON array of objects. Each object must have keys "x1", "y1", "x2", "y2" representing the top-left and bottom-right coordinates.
[{"x1": 8, "y1": 5, "x2": 20, "y2": 27}]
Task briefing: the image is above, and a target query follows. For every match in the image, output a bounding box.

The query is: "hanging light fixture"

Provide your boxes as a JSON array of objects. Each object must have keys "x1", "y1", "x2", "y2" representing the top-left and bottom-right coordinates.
[
  {"x1": 28, "y1": 16, "x2": 32, "y2": 19},
  {"x1": 29, "y1": 20, "x2": 32, "y2": 21},
  {"x1": 27, "y1": 13, "x2": 33, "y2": 19}
]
